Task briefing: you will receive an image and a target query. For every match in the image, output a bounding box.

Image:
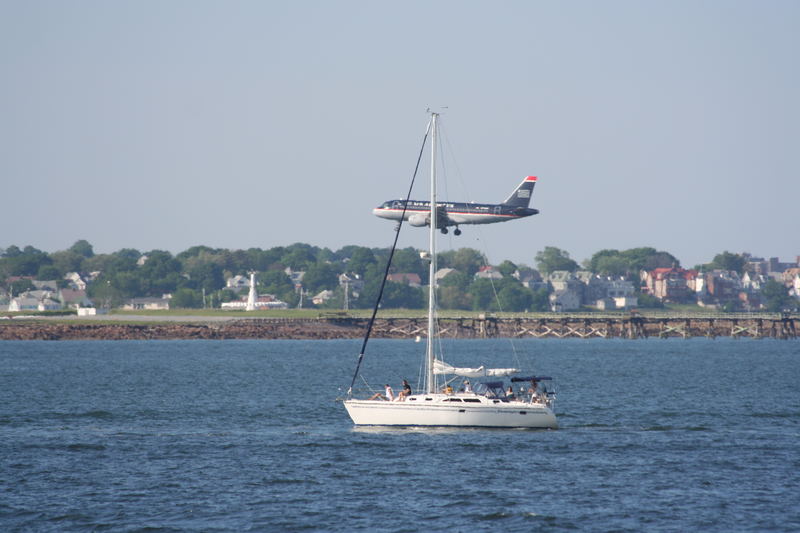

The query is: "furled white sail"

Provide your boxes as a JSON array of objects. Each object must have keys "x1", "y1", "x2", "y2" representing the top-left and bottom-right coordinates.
[{"x1": 433, "y1": 359, "x2": 519, "y2": 378}]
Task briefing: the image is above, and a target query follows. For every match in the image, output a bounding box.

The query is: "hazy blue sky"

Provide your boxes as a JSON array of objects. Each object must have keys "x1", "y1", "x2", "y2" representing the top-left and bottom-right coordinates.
[{"x1": 2, "y1": 1, "x2": 798, "y2": 268}]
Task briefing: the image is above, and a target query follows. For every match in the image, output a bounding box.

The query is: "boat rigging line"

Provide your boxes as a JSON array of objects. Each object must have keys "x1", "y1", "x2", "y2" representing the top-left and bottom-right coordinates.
[{"x1": 346, "y1": 118, "x2": 432, "y2": 396}]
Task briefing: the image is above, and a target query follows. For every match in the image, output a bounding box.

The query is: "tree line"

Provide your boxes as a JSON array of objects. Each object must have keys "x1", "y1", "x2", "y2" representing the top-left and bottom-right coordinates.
[{"x1": 1, "y1": 240, "x2": 793, "y2": 311}]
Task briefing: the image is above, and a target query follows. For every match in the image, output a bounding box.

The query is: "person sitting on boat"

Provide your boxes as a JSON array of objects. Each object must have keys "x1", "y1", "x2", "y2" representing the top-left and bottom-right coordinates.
[
  {"x1": 369, "y1": 384, "x2": 394, "y2": 401},
  {"x1": 528, "y1": 380, "x2": 539, "y2": 402},
  {"x1": 397, "y1": 379, "x2": 412, "y2": 401},
  {"x1": 441, "y1": 384, "x2": 453, "y2": 395},
  {"x1": 506, "y1": 386, "x2": 515, "y2": 401},
  {"x1": 463, "y1": 380, "x2": 472, "y2": 393}
]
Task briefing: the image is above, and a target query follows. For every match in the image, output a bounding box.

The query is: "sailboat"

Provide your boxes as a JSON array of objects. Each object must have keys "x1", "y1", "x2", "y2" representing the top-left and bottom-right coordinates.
[{"x1": 343, "y1": 112, "x2": 558, "y2": 429}]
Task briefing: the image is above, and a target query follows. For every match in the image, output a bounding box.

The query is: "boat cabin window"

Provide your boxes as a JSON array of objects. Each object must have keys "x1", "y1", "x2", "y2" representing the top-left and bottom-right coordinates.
[
  {"x1": 444, "y1": 398, "x2": 462, "y2": 402},
  {"x1": 463, "y1": 398, "x2": 481, "y2": 403}
]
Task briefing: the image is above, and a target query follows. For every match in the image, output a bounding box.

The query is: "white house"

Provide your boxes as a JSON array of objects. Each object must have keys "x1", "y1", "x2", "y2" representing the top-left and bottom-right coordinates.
[
  {"x1": 64, "y1": 272, "x2": 87, "y2": 290},
  {"x1": 549, "y1": 289, "x2": 581, "y2": 312},
  {"x1": 122, "y1": 297, "x2": 170, "y2": 311},
  {"x1": 312, "y1": 290, "x2": 336, "y2": 306},
  {"x1": 226, "y1": 275, "x2": 251, "y2": 290}
]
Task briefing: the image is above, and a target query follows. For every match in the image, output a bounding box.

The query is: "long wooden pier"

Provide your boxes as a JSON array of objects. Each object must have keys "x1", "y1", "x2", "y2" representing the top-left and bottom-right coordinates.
[
  {"x1": 363, "y1": 313, "x2": 799, "y2": 340},
  {"x1": 0, "y1": 313, "x2": 797, "y2": 340}
]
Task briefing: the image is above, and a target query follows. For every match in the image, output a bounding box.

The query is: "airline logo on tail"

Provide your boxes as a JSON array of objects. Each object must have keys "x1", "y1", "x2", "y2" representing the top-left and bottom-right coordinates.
[{"x1": 373, "y1": 176, "x2": 539, "y2": 235}]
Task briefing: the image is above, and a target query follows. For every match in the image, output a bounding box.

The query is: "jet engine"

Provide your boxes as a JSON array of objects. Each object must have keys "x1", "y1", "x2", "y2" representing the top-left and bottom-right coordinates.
[{"x1": 408, "y1": 214, "x2": 429, "y2": 227}]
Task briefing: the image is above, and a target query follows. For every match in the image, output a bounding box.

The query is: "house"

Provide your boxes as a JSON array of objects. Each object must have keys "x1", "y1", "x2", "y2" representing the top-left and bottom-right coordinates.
[
  {"x1": 32, "y1": 280, "x2": 59, "y2": 291},
  {"x1": 226, "y1": 275, "x2": 251, "y2": 290},
  {"x1": 285, "y1": 268, "x2": 305, "y2": 290},
  {"x1": 435, "y1": 268, "x2": 458, "y2": 282},
  {"x1": 312, "y1": 290, "x2": 336, "y2": 306},
  {"x1": 548, "y1": 270, "x2": 583, "y2": 293},
  {"x1": 595, "y1": 297, "x2": 616, "y2": 311},
  {"x1": 549, "y1": 289, "x2": 581, "y2": 312},
  {"x1": 387, "y1": 273, "x2": 422, "y2": 287},
  {"x1": 474, "y1": 266, "x2": 503, "y2": 280},
  {"x1": 705, "y1": 270, "x2": 742, "y2": 303},
  {"x1": 575, "y1": 271, "x2": 605, "y2": 303},
  {"x1": 641, "y1": 267, "x2": 698, "y2": 303},
  {"x1": 613, "y1": 295, "x2": 638, "y2": 309},
  {"x1": 59, "y1": 289, "x2": 93, "y2": 309},
  {"x1": 338, "y1": 273, "x2": 365, "y2": 293},
  {"x1": 789, "y1": 273, "x2": 800, "y2": 300},
  {"x1": 63, "y1": 272, "x2": 87, "y2": 290},
  {"x1": 738, "y1": 290, "x2": 762, "y2": 311},
  {"x1": 221, "y1": 294, "x2": 288, "y2": 309},
  {"x1": 122, "y1": 297, "x2": 170, "y2": 311},
  {"x1": 8, "y1": 291, "x2": 62, "y2": 311}
]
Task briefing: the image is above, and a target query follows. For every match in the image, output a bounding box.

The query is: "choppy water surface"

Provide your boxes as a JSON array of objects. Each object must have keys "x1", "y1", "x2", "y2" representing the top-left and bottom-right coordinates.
[{"x1": 1, "y1": 338, "x2": 798, "y2": 532}]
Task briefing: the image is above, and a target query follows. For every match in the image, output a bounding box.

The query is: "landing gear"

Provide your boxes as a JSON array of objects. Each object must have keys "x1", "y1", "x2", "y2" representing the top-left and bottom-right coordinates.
[
  {"x1": 440, "y1": 227, "x2": 448, "y2": 234},
  {"x1": 454, "y1": 227, "x2": 462, "y2": 236}
]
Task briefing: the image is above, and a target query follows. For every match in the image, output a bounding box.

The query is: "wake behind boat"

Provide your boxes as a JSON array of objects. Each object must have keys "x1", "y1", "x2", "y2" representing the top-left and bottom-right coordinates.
[{"x1": 343, "y1": 112, "x2": 558, "y2": 429}]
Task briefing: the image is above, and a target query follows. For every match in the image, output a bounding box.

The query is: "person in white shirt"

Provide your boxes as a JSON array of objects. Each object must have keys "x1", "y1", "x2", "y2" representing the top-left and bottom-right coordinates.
[{"x1": 368, "y1": 384, "x2": 394, "y2": 401}]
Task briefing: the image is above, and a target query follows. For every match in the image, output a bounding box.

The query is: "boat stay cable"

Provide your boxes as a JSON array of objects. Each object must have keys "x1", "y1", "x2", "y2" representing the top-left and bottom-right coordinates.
[{"x1": 347, "y1": 119, "x2": 432, "y2": 396}]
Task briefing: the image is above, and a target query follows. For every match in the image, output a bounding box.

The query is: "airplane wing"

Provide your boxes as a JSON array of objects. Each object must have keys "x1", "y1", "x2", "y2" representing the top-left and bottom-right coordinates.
[{"x1": 435, "y1": 205, "x2": 452, "y2": 228}]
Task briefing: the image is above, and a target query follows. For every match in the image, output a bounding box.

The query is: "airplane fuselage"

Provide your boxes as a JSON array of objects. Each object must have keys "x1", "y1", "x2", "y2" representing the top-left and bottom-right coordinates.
[
  {"x1": 373, "y1": 200, "x2": 539, "y2": 226},
  {"x1": 373, "y1": 175, "x2": 539, "y2": 232}
]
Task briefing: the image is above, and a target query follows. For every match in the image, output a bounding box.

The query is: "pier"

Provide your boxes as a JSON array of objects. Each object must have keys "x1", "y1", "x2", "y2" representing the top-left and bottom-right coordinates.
[
  {"x1": 0, "y1": 313, "x2": 797, "y2": 340},
  {"x1": 364, "y1": 313, "x2": 799, "y2": 340}
]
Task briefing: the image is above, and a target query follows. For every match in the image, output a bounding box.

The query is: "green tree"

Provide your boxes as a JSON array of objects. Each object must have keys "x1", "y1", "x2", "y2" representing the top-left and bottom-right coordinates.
[
  {"x1": 594, "y1": 255, "x2": 629, "y2": 277},
  {"x1": 68, "y1": 239, "x2": 95, "y2": 258},
  {"x1": 468, "y1": 278, "x2": 498, "y2": 310},
  {"x1": 381, "y1": 282, "x2": 424, "y2": 309},
  {"x1": 184, "y1": 262, "x2": 225, "y2": 293},
  {"x1": 636, "y1": 293, "x2": 664, "y2": 309},
  {"x1": 438, "y1": 284, "x2": 472, "y2": 309},
  {"x1": 706, "y1": 251, "x2": 747, "y2": 274},
  {"x1": 281, "y1": 243, "x2": 320, "y2": 270},
  {"x1": 50, "y1": 250, "x2": 85, "y2": 275},
  {"x1": 535, "y1": 246, "x2": 579, "y2": 275},
  {"x1": 260, "y1": 270, "x2": 295, "y2": 294},
  {"x1": 302, "y1": 262, "x2": 338, "y2": 294},
  {"x1": 347, "y1": 247, "x2": 378, "y2": 276},
  {"x1": 36, "y1": 264, "x2": 61, "y2": 281},
  {"x1": 2, "y1": 245, "x2": 22, "y2": 258},
  {"x1": 138, "y1": 251, "x2": 182, "y2": 295},
  {"x1": 10, "y1": 278, "x2": 35, "y2": 295},
  {"x1": 438, "y1": 270, "x2": 470, "y2": 291},
  {"x1": 4, "y1": 246, "x2": 52, "y2": 276},
  {"x1": 761, "y1": 279, "x2": 794, "y2": 312},
  {"x1": 391, "y1": 248, "x2": 427, "y2": 284},
  {"x1": 497, "y1": 260, "x2": 518, "y2": 278},
  {"x1": 171, "y1": 288, "x2": 203, "y2": 308},
  {"x1": 530, "y1": 287, "x2": 550, "y2": 311},
  {"x1": 439, "y1": 248, "x2": 486, "y2": 277},
  {"x1": 496, "y1": 281, "x2": 533, "y2": 312}
]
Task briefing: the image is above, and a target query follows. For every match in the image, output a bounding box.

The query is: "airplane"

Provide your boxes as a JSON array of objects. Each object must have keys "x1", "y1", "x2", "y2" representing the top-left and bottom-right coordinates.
[{"x1": 373, "y1": 176, "x2": 539, "y2": 235}]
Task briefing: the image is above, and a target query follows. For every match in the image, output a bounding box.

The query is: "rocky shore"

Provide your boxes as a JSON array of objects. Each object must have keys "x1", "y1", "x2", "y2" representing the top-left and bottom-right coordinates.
[{"x1": 0, "y1": 319, "x2": 369, "y2": 341}]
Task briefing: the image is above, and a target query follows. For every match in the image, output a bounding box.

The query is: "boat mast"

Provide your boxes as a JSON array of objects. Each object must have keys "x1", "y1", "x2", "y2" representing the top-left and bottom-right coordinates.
[{"x1": 426, "y1": 112, "x2": 438, "y2": 394}]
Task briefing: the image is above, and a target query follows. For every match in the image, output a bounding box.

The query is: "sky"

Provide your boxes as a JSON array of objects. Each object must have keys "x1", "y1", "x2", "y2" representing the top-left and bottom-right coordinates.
[{"x1": 2, "y1": 0, "x2": 798, "y2": 269}]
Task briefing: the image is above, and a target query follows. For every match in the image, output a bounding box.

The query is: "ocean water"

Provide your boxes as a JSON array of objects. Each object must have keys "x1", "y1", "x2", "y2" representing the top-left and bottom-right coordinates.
[{"x1": 1, "y1": 338, "x2": 798, "y2": 532}]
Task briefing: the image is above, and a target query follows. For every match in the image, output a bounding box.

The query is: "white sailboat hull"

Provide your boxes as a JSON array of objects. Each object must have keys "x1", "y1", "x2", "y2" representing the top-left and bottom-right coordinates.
[{"x1": 344, "y1": 394, "x2": 557, "y2": 429}]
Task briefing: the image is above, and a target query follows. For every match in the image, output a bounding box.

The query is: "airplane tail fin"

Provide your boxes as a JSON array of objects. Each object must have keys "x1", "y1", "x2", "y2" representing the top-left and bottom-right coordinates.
[{"x1": 502, "y1": 176, "x2": 537, "y2": 207}]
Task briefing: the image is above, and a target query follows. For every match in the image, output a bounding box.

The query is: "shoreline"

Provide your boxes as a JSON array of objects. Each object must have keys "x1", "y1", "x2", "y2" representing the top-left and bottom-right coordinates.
[{"x1": 1, "y1": 315, "x2": 797, "y2": 340}]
